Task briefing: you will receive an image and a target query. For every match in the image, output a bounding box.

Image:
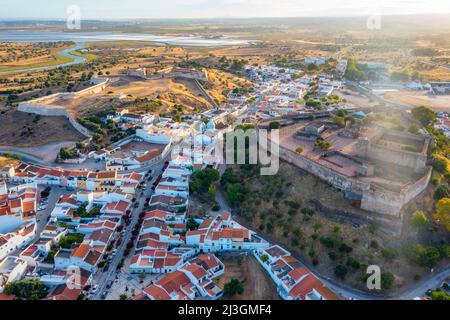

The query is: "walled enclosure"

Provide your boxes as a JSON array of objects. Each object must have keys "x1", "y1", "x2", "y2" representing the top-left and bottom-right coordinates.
[{"x1": 17, "y1": 78, "x2": 110, "y2": 138}]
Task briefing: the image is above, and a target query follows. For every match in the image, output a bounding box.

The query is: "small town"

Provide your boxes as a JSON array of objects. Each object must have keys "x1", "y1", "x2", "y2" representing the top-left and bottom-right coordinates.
[{"x1": 0, "y1": 0, "x2": 449, "y2": 309}]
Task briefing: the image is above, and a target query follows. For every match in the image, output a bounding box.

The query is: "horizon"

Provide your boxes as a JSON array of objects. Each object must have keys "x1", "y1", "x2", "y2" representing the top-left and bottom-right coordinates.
[
  {"x1": 1, "y1": 0, "x2": 450, "y2": 20},
  {"x1": 1, "y1": 12, "x2": 450, "y2": 22}
]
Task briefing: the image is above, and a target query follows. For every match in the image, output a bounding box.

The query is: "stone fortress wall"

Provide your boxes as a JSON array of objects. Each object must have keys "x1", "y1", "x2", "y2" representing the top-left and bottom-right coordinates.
[
  {"x1": 17, "y1": 78, "x2": 110, "y2": 138},
  {"x1": 355, "y1": 128, "x2": 430, "y2": 173},
  {"x1": 127, "y1": 66, "x2": 208, "y2": 82},
  {"x1": 262, "y1": 126, "x2": 432, "y2": 219},
  {"x1": 277, "y1": 143, "x2": 431, "y2": 218}
]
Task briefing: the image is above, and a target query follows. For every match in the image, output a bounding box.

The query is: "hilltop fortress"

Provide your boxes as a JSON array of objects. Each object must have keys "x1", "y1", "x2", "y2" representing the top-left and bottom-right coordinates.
[
  {"x1": 265, "y1": 120, "x2": 432, "y2": 219},
  {"x1": 17, "y1": 77, "x2": 110, "y2": 138}
]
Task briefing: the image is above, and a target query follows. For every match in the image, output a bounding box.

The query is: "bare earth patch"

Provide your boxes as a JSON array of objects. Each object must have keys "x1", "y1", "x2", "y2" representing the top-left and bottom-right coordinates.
[
  {"x1": 216, "y1": 253, "x2": 280, "y2": 300},
  {"x1": 0, "y1": 109, "x2": 85, "y2": 148}
]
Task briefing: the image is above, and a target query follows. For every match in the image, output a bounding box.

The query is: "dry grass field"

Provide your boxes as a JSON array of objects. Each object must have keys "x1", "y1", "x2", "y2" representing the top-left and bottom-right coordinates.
[
  {"x1": 216, "y1": 254, "x2": 280, "y2": 300},
  {"x1": 383, "y1": 91, "x2": 450, "y2": 112},
  {"x1": 0, "y1": 109, "x2": 85, "y2": 147}
]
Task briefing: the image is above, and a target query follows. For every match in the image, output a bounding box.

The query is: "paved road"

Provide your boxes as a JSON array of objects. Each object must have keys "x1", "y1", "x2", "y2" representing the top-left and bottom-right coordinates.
[
  {"x1": 35, "y1": 186, "x2": 70, "y2": 235},
  {"x1": 398, "y1": 269, "x2": 450, "y2": 300},
  {"x1": 91, "y1": 163, "x2": 166, "y2": 300}
]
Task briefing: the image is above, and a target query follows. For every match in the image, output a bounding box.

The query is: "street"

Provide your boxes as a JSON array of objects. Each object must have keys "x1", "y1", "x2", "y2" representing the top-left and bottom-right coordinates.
[{"x1": 91, "y1": 161, "x2": 166, "y2": 300}]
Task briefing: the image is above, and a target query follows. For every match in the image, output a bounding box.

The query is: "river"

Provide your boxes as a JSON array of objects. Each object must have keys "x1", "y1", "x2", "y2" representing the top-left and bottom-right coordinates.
[
  {"x1": 0, "y1": 31, "x2": 252, "y2": 46},
  {"x1": 0, "y1": 42, "x2": 87, "y2": 75},
  {"x1": 0, "y1": 31, "x2": 253, "y2": 74}
]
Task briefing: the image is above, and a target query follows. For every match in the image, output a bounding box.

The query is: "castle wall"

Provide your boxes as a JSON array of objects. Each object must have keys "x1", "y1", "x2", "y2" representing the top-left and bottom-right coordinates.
[
  {"x1": 278, "y1": 145, "x2": 369, "y2": 194},
  {"x1": 18, "y1": 102, "x2": 69, "y2": 116},
  {"x1": 17, "y1": 79, "x2": 109, "y2": 138},
  {"x1": 273, "y1": 141, "x2": 430, "y2": 218},
  {"x1": 364, "y1": 143, "x2": 427, "y2": 172},
  {"x1": 357, "y1": 129, "x2": 430, "y2": 173},
  {"x1": 360, "y1": 167, "x2": 431, "y2": 216}
]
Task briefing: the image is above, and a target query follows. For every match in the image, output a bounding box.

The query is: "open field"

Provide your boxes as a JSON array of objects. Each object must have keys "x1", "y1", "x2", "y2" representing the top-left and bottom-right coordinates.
[
  {"x1": 216, "y1": 254, "x2": 280, "y2": 300},
  {"x1": 383, "y1": 91, "x2": 450, "y2": 112},
  {"x1": 0, "y1": 109, "x2": 85, "y2": 148}
]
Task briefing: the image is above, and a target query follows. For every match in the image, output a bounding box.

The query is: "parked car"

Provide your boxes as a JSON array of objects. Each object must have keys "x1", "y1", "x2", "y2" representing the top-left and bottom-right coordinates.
[{"x1": 91, "y1": 285, "x2": 99, "y2": 294}]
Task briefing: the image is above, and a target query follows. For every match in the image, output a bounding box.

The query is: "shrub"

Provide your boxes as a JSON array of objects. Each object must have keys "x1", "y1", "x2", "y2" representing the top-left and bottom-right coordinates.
[
  {"x1": 410, "y1": 211, "x2": 429, "y2": 229},
  {"x1": 339, "y1": 243, "x2": 353, "y2": 253},
  {"x1": 4, "y1": 279, "x2": 48, "y2": 300},
  {"x1": 301, "y1": 206, "x2": 315, "y2": 216},
  {"x1": 381, "y1": 272, "x2": 395, "y2": 290},
  {"x1": 319, "y1": 237, "x2": 337, "y2": 249},
  {"x1": 223, "y1": 279, "x2": 244, "y2": 297},
  {"x1": 346, "y1": 257, "x2": 361, "y2": 269},
  {"x1": 434, "y1": 198, "x2": 450, "y2": 231},
  {"x1": 431, "y1": 291, "x2": 450, "y2": 300},
  {"x1": 370, "y1": 240, "x2": 379, "y2": 249},
  {"x1": 334, "y1": 265, "x2": 348, "y2": 279},
  {"x1": 381, "y1": 247, "x2": 398, "y2": 262},
  {"x1": 328, "y1": 252, "x2": 337, "y2": 261},
  {"x1": 434, "y1": 185, "x2": 449, "y2": 200},
  {"x1": 408, "y1": 244, "x2": 441, "y2": 268}
]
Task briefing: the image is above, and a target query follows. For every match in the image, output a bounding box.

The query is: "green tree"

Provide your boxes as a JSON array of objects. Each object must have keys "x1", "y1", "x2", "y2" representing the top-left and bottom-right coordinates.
[
  {"x1": 4, "y1": 279, "x2": 48, "y2": 300},
  {"x1": 381, "y1": 272, "x2": 395, "y2": 290},
  {"x1": 314, "y1": 139, "x2": 332, "y2": 151},
  {"x1": 431, "y1": 291, "x2": 450, "y2": 300},
  {"x1": 225, "y1": 183, "x2": 248, "y2": 208},
  {"x1": 434, "y1": 185, "x2": 449, "y2": 200},
  {"x1": 190, "y1": 168, "x2": 220, "y2": 195},
  {"x1": 408, "y1": 124, "x2": 420, "y2": 134},
  {"x1": 409, "y1": 244, "x2": 441, "y2": 268},
  {"x1": 334, "y1": 265, "x2": 348, "y2": 279},
  {"x1": 223, "y1": 279, "x2": 244, "y2": 297},
  {"x1": 410, "y1": 211, "x2": 429, "y2": 229},
  {"x1": 381, "y1": 247, "x2": 398, "y2": 262},
  {"x1": 59, "y1": 147, "x2": 77, "y2": 160},
  {"x1": 269, "y1": 121, "x2": 280, "y2": 130},
  {"x1": 411, "y1": 106, "x2": 436, "y2": 127},
  {"x1": 207, "y1": 185, "x2": 217, "y2": 201},
  {"x1": 59, "y1": 233, "x2": 85, "y2": 249},
  {"x1": 434, "y1": 198, "x2": 450, "y2": 231},
  {"x1": 187, "y1": 217, "x2": 200, "y2": 231}
]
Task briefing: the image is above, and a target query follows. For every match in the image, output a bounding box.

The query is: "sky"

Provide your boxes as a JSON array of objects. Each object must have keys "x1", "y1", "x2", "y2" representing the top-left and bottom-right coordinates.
[{"x1": 1, "y1": 0, "x2": 450, "y2": 20}]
